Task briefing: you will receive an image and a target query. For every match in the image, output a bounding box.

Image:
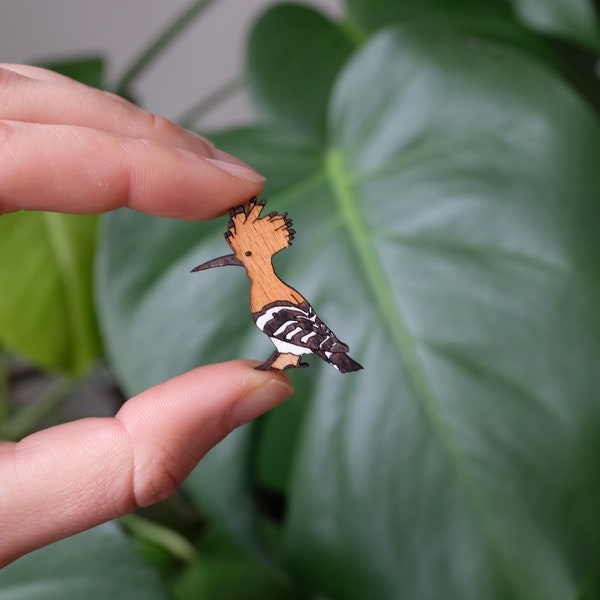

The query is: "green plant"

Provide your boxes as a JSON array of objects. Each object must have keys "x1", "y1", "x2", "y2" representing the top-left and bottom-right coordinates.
[{"x1": 1, "y1": 0, "x2": 600, "y2": 598}]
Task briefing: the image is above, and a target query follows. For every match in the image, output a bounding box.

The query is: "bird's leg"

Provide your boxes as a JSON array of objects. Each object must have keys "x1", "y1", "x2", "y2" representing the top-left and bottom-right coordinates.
[
  {"x1": 255, "y1": 350, "x2": 279, "y2": 371},
  {"x1": 272, "y1": 353, "x2": 303, "y2": 370},
  {"x1": 256, "y1": 352, "x2": 306, "y2": 371}
]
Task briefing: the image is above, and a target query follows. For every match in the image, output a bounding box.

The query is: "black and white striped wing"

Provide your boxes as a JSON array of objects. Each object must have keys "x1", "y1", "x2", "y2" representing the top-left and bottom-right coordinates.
[{"x1": 254, "y1": 301, "x2": 349, "y2": 353}]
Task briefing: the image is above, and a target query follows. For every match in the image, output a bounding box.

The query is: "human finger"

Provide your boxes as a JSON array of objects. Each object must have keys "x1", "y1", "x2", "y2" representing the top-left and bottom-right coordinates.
[
  {"x1": 0, "y1": 65, "x2": 213, "y2": 156},
  {"x1": 0, "y1": 120, "x2": 264, "y2": 218},
  {"x1": 0, "y1": 63, "x2": 82, "y2": 83},
  {"x1": 0, "y1": 360, "x2": 293, "y2": 567}
]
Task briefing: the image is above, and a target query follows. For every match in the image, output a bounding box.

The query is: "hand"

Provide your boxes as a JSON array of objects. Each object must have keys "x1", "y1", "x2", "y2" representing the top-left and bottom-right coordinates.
[{"x1": 0, "y1": 65, "x2": 293, "y2": 567}]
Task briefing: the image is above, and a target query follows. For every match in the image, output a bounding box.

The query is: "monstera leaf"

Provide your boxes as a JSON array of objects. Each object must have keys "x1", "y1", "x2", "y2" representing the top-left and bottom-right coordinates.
[
  {"x1": 97, "y1": 22, "x2": 600, "y2": 600},
  {"x1": 0, "y1": 524, "x2": 170, "y2": 600},
  {"x1": 345, "y1": 0, "x2": 600, "y2": 51},
  {"x1": 343, "y1": 0, "x2": 600, "y2": 112},
  {"x1": 511, "y1": 0, "x2": 600, "y2": 52},
  {"x1": 247, "y1": 3, "x2": 356, "y2": 142}
]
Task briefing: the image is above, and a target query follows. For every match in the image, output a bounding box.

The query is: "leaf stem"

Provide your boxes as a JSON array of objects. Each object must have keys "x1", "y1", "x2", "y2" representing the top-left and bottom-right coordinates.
[
  {"x1": 42, "y1": 213, "x2": 99, "y2": 374},
  {"x1": 120, "y1": 513, "x2": 196, "y2": 562},
  {"x1": 114, "y1": 0, "x2": 219, "y2": 96},
  {"x1": 325, "y1": 148, "x2": 520, "y2": 589},
  {"x1": 178, "y1": 75, "x2": 244, "y2": 129}
]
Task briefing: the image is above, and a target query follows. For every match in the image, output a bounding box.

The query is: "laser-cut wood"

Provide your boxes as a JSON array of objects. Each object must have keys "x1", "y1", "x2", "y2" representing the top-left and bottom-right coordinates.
[{"x1": 192, "y1": 198, "x2": 362, "y2": 373}]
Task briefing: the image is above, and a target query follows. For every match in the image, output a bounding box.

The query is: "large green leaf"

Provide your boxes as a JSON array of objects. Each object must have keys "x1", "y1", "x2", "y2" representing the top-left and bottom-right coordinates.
[
  {"x1": 247, "y1": 4, "x2": 356, "y2": 142},
  {"x1": 0, "y1": 213, "x2": 101, "y2": 375},
  {"x1": 344, "y1": 0, "x2": 517, "y2": 34},
  {"x1": 512, "y1": 0, "x2": 600, "y2": 52},
  {"x1": 0, "y1": 523, "x2": 170, "y2": 599},
  {"x1": 284, "y1": 27, "x2": 600, "y2": 599},
  {"x1": 343, "y1": 0, "x2": 600, "y2": 112},
  {"x1": 97, "y1": 25, "x2": 600, "y2": 599},
  {"x1": 342, "y1": 0, "x2": 549, "y2": 55},
  {"x1": 344, "y1": 0, "x2": 600, "y2": 50}
]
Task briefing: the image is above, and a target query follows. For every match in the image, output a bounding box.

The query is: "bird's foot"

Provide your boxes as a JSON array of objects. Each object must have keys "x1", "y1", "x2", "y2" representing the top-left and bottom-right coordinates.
[
  {"x1": 272, "y1": 352, "x2": 303, "y2": 370},
  {"x1": 255, "y1": 352, "x2": 307, "y2": 371},
  {"x1": 255, "y1": 362, "x2": 273, "y2": 371}
]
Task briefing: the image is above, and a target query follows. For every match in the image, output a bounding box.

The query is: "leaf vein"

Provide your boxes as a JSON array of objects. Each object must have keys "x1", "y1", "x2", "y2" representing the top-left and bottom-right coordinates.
[{"x1": 325, "y1": 146, "x2": 517, "y2": 585}]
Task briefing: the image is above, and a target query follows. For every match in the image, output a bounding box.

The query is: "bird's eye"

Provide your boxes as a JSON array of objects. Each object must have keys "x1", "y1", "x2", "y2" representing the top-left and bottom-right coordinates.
[{"x1": 245, "y1": 251, "x2": 252, "y2": 257}]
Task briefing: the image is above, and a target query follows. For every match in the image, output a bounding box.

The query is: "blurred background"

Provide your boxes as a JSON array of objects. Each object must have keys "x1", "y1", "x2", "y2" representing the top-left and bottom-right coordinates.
[{"x1": 0, "y1": 0, "x2": 341, "y2": 127}]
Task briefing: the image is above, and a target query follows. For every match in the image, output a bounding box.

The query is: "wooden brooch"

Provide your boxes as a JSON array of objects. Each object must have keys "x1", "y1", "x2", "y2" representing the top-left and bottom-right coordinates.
[{"x1": 192, "y1": 197, "x2": 363, "y2": 373}]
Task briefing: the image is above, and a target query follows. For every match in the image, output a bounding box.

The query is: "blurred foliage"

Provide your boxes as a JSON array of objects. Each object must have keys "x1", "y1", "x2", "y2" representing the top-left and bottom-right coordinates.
[
  {"x1": 2, "y1": 0, "x2": 600, "y2": 599},
  {"x1": 0, "y1": 213, "x2": 100, "y2": 375},
  {"x1": 0, "y1": 524, "x2": 171, "y2": 599}
]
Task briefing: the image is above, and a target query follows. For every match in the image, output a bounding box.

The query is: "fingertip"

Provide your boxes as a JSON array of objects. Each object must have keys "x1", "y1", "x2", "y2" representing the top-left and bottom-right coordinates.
[
  {"x1": 228, "y1": 377, "x2": 294, "y2": 428},
  {"x1": 204, "y1": 156, "x2": 266, "y2": 184},
  {"x1": 115, "y1": 360, "x2": 293, "y2": 507},
  {"x1": 115, "y1": 141, "x2": 265, "y2": 219},
  {"x1": 117, "y1": 359, "x2": 293, "y2": 456}
]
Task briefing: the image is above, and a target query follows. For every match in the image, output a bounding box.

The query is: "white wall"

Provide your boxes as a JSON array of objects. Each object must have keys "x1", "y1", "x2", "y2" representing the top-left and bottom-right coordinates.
[{"x1": 0, "y1": 0, "x2": 342, "y2": 128}]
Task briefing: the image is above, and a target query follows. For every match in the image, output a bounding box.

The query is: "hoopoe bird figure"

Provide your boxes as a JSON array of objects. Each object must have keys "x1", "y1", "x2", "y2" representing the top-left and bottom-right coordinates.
[{"x1": 192, "y1": 198, "x2": 363, "y2": 373}]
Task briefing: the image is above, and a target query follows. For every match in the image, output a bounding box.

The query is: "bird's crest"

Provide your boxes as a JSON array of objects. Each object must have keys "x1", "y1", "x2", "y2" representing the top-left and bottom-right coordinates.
[{"x1": 224, "y1": 197, "x2": 295, "y2": 258}]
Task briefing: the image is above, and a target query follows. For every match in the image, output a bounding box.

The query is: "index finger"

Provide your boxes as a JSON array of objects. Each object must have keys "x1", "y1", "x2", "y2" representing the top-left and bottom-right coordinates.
[
  {"x1": 0, "y1": 65, "x2": 265, "y2": 219},
  {"x1": 0, "y1": 65, "x2": 215, "y2": 156},
  {"x1": 0, "y1": 120, "x2": 265, "y2": 219}
]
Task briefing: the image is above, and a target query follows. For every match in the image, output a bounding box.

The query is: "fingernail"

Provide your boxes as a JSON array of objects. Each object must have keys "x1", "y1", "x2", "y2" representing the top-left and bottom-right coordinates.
[
  {"x1": 183, "y1": 130, "x2": 216, "y2": 152},
  {"x1": 204, "y1": 149, "x2": 265, "y2": 183},
  {"x1": 192, "y1": 132, "x2": 216, "y2": 148},
  {"x1": 229, "y1": 379, "x2": 294, "y2": 427}
]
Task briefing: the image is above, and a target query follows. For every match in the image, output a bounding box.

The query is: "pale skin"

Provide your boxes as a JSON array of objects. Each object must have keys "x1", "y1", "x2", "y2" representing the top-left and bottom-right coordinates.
[{"x1": 0, "y1": 65, "x2": 294, "y2": 567}]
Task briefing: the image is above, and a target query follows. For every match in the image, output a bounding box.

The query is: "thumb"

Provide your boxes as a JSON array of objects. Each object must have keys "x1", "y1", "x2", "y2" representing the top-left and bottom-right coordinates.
[
  {"x1": 116, "y1": 360, "x2": 293, "y2": 507},
  {"x1": 0, "y1": 361, "x2": 293, "y2": 567}
]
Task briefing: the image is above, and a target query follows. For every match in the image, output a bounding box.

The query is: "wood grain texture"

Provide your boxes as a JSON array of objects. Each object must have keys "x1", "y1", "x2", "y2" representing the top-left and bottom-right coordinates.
[{"x1": 192, "y1": 198, "x2": 362, "y2": 373}]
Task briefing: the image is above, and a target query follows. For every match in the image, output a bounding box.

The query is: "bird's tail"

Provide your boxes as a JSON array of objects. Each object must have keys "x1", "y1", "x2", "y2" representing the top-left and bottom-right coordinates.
[{"x1": 322, "y1": 352, "x2": 363, "y2": 373}]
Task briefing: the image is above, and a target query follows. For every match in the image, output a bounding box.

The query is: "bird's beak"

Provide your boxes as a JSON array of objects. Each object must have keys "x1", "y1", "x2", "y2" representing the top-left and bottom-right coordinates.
[{"x1": 191, "y1": 253, "x2": 243, "y2": 272}]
